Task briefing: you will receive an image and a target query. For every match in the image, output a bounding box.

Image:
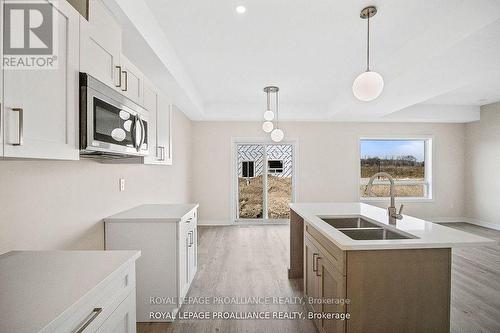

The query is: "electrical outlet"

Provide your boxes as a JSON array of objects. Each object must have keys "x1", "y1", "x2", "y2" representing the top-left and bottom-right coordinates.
[{"x1": 119, "y1": 178, "x2": 125, "y2": 192}]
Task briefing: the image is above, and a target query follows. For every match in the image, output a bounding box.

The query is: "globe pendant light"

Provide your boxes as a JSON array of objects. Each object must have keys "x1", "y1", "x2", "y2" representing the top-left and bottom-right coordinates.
[
  {"x1": 262, "y1": 121, "x2": 274, "y2": 133},
  {"x1": 352, "y1": 6, "x2": 384, "y2": 102},
  {"x1": 263, "y1": 90, "x2": 275, "y2": 121},
  {"x1": 262, "y1": 86, "x2": 284, "y2": 142}
]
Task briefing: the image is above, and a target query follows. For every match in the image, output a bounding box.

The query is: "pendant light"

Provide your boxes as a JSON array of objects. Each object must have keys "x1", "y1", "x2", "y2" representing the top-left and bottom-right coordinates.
[
  {"x1": 262, "y1": 86, "x2": 284, "y2": 142},
  {"x1": 352, "y1": 6, "x2": 384, "y2": 102},
  {"x1": 263, "y1": 89, "x2": 275, "y2": 121}
]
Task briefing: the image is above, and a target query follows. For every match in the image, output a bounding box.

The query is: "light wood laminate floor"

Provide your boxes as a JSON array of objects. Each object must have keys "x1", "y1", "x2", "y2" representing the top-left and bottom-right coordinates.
[{"x1": 138, "y1": 223, "x2": 500, "y2": 333}]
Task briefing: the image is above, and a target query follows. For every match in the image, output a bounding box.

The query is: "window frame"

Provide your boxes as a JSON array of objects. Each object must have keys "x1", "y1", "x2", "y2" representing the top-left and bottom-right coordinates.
[{"x1": 358, "y1": 136, "x2": 433, "y2": 202}]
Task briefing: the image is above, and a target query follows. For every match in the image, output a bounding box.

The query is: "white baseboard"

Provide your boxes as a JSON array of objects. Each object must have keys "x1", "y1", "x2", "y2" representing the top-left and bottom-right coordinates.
[
  {"x1": 197, "y1": 220, "x2": 233, "y2": 226},
  {"x1": 197, "y1": 220, "x2": 290, "y2": 226},
  {"x1": 428, "y1": 217, "x2": 500, "y2": 231}
]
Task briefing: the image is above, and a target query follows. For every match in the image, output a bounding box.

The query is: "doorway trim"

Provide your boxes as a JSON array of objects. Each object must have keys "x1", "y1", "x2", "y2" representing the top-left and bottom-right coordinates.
[{"x1": 231, "y1": 138, "x2": 298, "y2": 224}]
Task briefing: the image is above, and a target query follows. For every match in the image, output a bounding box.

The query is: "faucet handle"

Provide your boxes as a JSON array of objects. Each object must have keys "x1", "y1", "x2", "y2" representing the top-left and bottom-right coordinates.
[{"x1": 398, "y1": 204, "x2": 404, "y2": 215}]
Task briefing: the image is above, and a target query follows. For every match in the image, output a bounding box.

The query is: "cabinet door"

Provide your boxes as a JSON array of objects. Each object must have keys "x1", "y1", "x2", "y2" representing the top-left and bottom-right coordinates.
[
  {"x1": 96, "y1": 291, "x2": 136, "y2": 333},
  {"x1": 190, "y1": 227, "x2": 197, "y2": 281},
  {"x1": 80, "y1": 0, "x2": 121, "y2": 90},
  {"x1": 0, "y1": 0, "x2": 4, "y2": 156},
  {"x1": 119, "y1": 54, "x2": 143, "y2": 105},
  {"x1": 304, "y1": 237, "x2": 320, "y2": 314},
  {"x1": 317, "y1": 255, "x2": 346, "y2": 333},
  {"x1": 157, "y1": 96, "x2": 172, "y2": 165},
  {"x1": 2, "y1": 0, "x2": 79, "y2": 160},
  {"x1": 178, "y1": 224, "x2": 190, "y2": 299},
  {"x1": 143, "y1": 81, "x2": 160, "y2": 163}
]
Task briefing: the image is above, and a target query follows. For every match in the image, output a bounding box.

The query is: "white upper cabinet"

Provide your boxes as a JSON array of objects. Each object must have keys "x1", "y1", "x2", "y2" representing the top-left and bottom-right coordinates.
[
  {"x1": 143, "y1": 80, "x2": 172, "y2": 165},
  {"x1": 1, "y1": 0, "x2": 79, "y2": 160},
  {"x1": 0, "y1": 1, "x2": 4, "y2": 157},
  {"x1": 80, "y1": 0, "x2": 122, "y2": 91},
  {"x1": 119, "y1": 54, "x2": 144, "y2": 106},
  {"x1": 157, "y1": 94, "x2": 173, "y2": 165}
]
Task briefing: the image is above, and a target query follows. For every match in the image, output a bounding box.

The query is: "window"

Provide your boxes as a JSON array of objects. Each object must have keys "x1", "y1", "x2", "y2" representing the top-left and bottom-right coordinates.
[
  {"x1": 268, "y1": 160, "x2": 284, "y2": 174},
  {"x1": 242, "y1": 160, "x2": 255, "y2": 178},
  {"x1": 360, "y1": 139, "x2": 432, "y2": 199}
]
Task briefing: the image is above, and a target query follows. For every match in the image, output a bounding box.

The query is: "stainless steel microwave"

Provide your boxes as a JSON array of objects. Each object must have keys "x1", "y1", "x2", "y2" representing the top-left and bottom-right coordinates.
[{"x1": 79, "y1": 73, "x2": 148, "y2": 158}]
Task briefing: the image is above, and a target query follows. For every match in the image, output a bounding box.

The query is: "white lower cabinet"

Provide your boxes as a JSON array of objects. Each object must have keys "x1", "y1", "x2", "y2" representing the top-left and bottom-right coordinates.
[
  {"x1": 96, "y1": 291, "x2": 137, "y2": 333},
  {"x1": 105, "y1": 204, "x2": 199, "y2": 322}
]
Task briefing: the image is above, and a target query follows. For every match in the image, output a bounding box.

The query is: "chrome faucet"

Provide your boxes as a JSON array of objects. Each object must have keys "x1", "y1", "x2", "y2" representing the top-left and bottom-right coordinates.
[{"x1": 365, "y1": 172, "x2": 404, "y2": 225}]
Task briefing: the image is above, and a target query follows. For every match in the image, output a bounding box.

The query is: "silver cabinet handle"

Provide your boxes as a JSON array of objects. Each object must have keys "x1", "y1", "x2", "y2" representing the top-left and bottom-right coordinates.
[
  {"x1": 115, "y1": 66, "x2": 122, "y2": 87},
  {"x1": 189, "y1": 231, "x2": 195, "y2": 246},
  {"x1": 121, "y1": 70, "x2": 128, "y2": 92},
  {"x1": 315, "y1": 256, "x2": 322, "y2": 277},
  {"x1": 75, "y1": 307, "x2": 103, "y2": 333},
  {"x1": 11, "y1": 108, "x2": 23, "y2": 146},
  {"x1": 158, "y1": 146, "x2": 166, "y2": 161},
  {"x1": 312, "y1": 253, "x2": 319, "y2": 272}
]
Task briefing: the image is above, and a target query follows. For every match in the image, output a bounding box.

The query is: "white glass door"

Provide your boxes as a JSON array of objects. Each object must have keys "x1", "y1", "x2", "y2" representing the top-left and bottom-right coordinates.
[{"x1": 236, "y1": 143, "x2": 294, "y2": 221}]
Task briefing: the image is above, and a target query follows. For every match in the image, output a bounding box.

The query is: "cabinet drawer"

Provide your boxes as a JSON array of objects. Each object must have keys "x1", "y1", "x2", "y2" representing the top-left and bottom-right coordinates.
[
  {"x1": 305, "y1": 223, "x2": 345, "y2": 275},
  {"x1": 45, "y1": 262, "x2": 136, "y2": 332},
  {"x1": 181, "y1": 209, "x2": 197, "y2": 224}
]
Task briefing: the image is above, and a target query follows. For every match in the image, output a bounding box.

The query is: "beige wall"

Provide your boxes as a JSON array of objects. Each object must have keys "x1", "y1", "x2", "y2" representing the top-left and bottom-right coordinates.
[
  {"x1": 0, "y1": 110, "x2": 192, "y2": 254},
  {"x1": 192, "y1": 121, "x2": 466, "y2": 224},
  {"x1": 465, "y1": 102, "x2": 500, "y2": 225}
]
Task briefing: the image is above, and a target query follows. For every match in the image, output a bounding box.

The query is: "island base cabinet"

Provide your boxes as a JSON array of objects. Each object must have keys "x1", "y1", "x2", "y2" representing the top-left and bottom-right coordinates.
[
  {"x1": 304, "y1": 235, "x2": 346, "y2": 333},
  {"x1": 303, "y1": 222, "x2": 451, "y2": 333},
  {"x1": 317, "y1": 257, "x2": 346, "y2": 333}
]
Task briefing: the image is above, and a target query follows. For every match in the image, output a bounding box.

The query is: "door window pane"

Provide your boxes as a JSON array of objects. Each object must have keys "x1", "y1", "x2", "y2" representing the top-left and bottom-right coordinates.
[
  {"x1": 266, "y1": 145, "x2": 293, "y2": 219},
  {"x1": 237, "y1": 145, "x2": 264, "y2": 218}
]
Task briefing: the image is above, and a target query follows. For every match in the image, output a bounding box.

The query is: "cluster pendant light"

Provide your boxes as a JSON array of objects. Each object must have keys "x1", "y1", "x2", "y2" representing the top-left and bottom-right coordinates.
[
  {"x1": 352, "y1": 6, "x2": 384, "y2": 102},
  {"x1": 262, "y1": 86, "x2": 284, "y2": 142}
]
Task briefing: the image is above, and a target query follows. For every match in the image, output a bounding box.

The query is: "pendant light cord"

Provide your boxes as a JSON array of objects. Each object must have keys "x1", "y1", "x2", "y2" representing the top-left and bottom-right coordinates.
[
  {"x1": 367, "y1": 14, "x2": 370, "y2": 71},
  {"x1": 275, "y1": 91, "x2": 280, "y2": 128}
]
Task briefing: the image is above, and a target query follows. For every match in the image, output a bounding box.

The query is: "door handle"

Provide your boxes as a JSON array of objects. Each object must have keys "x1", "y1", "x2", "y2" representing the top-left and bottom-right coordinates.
[
  {"x1": 121, "y1": 70, "x2": 128, "y2": 91},
  {"x1": 115, "y1": 66, "x2": 122, "y2": 87},
  {"x1": 139, "y1": 118, "x2": 145, "y2": 150},
  {"x1": 131, "y1": 115, "x2": 141, "y2": 151},
  {"x1": 11, "y1": 108, "x2": 24, "y2": 146},
  {"x1": 312, "y1": 253, "x2": 318, "y2": 272}
]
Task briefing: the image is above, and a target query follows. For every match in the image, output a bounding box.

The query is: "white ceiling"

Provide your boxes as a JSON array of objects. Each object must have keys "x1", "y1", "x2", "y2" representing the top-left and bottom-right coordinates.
[{"x1": 111, "y1": 0, "x2": 500, "y2": 122}]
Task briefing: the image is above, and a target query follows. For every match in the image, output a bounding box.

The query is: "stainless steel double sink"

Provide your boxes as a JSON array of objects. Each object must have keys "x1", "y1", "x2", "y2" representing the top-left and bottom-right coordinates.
[{"x1": 320, "y1": 217, "x2": 417, "y2": 240}]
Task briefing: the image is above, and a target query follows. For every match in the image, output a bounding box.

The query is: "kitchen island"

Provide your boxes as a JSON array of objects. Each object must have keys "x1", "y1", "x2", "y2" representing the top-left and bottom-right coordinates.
[{"x1": 289, "y1": 202, "x2": 495, "y2": 333}]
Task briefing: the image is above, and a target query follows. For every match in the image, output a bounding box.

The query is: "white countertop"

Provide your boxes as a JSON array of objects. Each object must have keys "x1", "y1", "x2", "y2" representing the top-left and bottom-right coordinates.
[
  {"x1": 104, "y1": 203, "x2": 199, "y2": 223},
  {"x1": 0, "y1": 250, "x2": 140, "y2": 333},
  {"x1": 290, "y1": 202, "x2": 496, "y2": 250}
]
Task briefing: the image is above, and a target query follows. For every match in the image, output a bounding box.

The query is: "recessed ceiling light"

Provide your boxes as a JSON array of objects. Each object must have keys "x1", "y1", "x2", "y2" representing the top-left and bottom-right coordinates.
[{"x1": 236, "y1": 5, "x2": 246, "y2": 14}]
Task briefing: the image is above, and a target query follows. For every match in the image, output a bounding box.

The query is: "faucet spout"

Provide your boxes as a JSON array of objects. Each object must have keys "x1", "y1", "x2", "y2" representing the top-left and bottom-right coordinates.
[{"x1": 365, "y1": 172, "x2": 403, "y2": 225}]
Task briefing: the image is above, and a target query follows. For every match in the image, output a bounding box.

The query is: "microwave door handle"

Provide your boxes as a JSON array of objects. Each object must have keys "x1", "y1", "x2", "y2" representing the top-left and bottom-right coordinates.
[
  {"x1": 131, "y1": 115, "x2": 139, "y2": 150},
  {"x1": 138, "y1": 118, "x2": 145, "y2": 151}
]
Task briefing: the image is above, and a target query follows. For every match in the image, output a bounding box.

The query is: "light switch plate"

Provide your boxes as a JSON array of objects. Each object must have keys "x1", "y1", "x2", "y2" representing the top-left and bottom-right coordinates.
[{"x1": 119, "y1": 178, "x2": 125, "y2": 192}]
